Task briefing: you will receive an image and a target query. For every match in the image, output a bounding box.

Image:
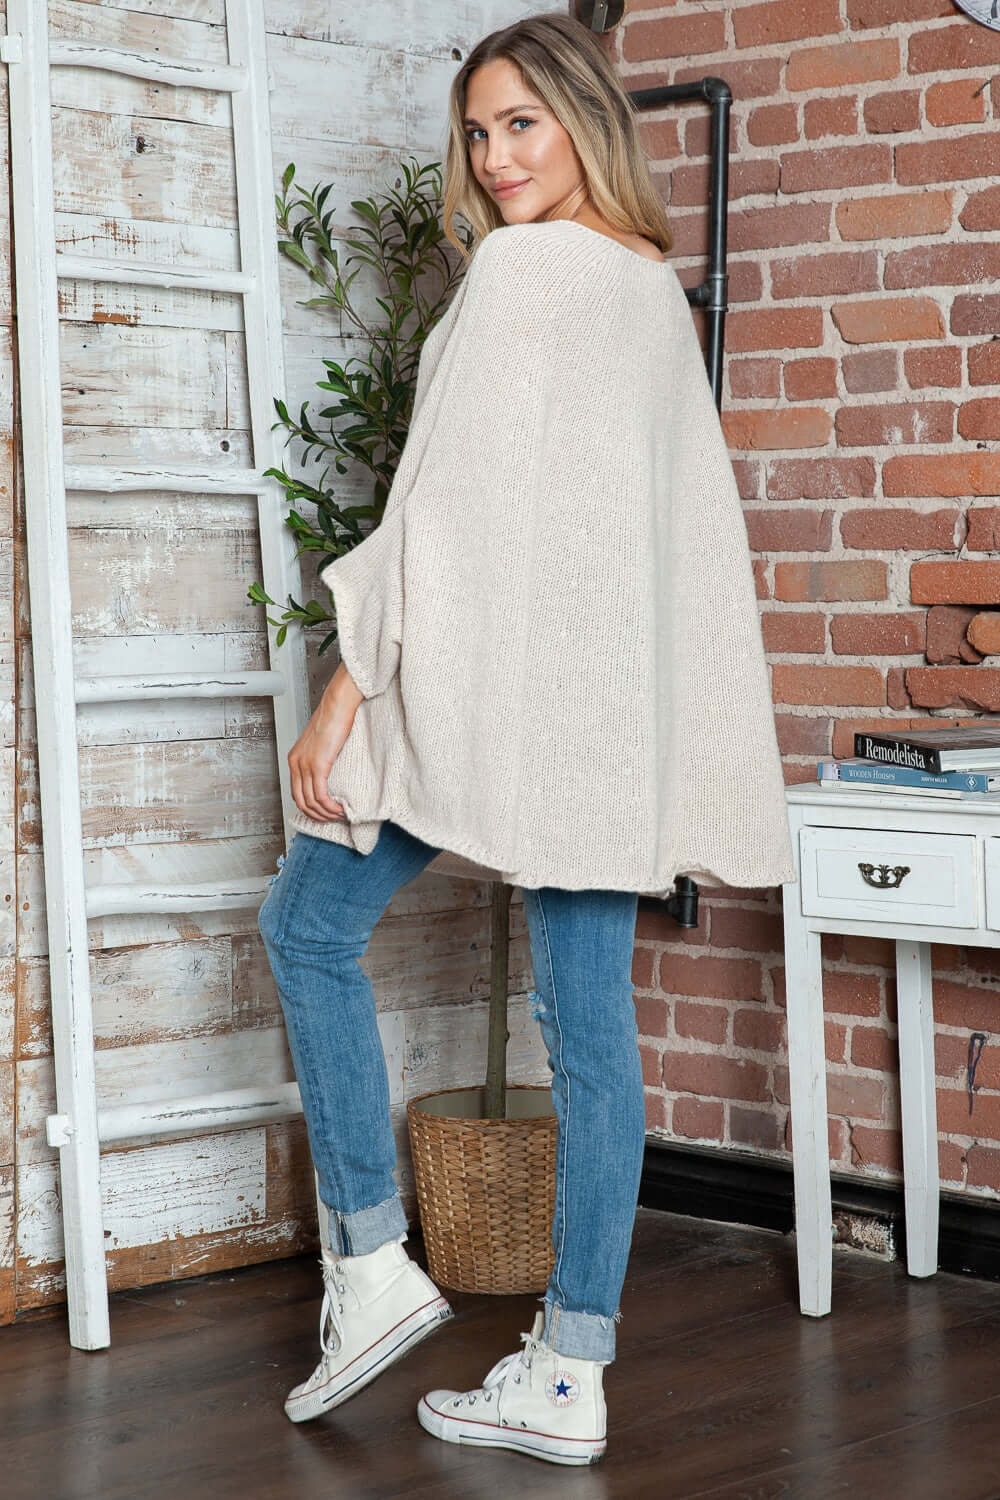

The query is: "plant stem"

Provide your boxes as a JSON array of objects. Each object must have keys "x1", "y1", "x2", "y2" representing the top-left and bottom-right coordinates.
[{"x1": 484, "y1": 881, "x2": 512, "y2": 1120}]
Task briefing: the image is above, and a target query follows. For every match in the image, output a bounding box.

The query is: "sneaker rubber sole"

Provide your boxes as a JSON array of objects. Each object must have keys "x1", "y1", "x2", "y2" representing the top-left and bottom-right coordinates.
[
  {"x1": 285, "y1": 1295, "x2": 453, "y2": 1422},
  {"x1": 415, "y1": 1393, "x2": 607, "y2": 1466}
]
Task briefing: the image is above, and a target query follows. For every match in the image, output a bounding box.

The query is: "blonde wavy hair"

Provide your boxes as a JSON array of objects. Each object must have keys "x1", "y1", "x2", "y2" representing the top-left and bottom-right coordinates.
[{"x1": 441, "y1": 10, "x2": 673, "y2": 262}]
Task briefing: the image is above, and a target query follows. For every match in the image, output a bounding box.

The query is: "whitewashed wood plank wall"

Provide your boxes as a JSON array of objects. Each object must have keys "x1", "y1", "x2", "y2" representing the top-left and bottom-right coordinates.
[{"x1": 1, "y1": 0, "x2": 545, "y2": 1322}]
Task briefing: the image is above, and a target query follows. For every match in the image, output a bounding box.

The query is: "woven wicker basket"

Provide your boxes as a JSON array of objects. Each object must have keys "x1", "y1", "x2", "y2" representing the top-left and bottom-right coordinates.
[{"x1": 406, "y1": 1083, "x2": 557, "y2": 1295}]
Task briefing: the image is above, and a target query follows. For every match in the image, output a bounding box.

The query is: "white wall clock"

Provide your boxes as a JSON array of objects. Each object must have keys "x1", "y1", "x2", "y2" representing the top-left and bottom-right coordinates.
[{"x1": 953, "y1": 0, "x2": 1000, "y2": 30}]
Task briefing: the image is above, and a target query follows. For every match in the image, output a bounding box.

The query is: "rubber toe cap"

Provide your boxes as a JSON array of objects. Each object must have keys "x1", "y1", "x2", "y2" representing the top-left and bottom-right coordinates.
[{"x1": 420, "y1": 1389, "x2": 459, "y2": 1410}]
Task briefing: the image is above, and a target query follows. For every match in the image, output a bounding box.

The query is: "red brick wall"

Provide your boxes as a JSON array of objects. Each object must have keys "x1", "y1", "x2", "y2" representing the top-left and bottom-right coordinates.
[{"x1": 615, "y1": 2, "x2": 1000, "y2": 1194}]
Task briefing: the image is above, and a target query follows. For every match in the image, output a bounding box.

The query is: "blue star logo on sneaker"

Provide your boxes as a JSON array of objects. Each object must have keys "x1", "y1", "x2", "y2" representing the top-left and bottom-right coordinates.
[{"x1": 545, "y1": 1369, "x2": 581, "y2": 1406}]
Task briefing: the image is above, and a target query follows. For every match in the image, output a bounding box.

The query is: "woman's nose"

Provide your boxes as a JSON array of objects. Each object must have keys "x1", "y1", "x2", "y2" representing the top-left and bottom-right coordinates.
[{"x1": 481, "y1": 134, "x2": 510, "y2": 174}]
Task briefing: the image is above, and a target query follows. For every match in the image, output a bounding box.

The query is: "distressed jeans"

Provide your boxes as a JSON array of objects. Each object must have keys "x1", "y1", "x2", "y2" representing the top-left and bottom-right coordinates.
[{"x1": 257, "y1": 820, "x2": 644, "y2": 1363}]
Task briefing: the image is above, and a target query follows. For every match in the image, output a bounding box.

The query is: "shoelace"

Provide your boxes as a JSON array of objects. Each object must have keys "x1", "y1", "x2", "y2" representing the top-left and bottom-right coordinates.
[
  {"x1": 318, "y1": 1257, "x2": 349, "y2": 1358},
  {"x1": 450, "y1": 1330, "x2": 537, "y2": 1408}
]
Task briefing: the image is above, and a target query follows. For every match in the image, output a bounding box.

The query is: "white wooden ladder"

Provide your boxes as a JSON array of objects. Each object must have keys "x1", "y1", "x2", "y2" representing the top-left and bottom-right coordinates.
[{"x1": 4, "y1": 0, "x2": 311, "y2": 1348}]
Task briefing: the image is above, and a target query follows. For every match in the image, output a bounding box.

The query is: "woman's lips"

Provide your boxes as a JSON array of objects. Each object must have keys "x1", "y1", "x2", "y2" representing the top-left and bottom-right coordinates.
[{"x1": 494, "y1": 180, "x2": 529, "y2": 198}]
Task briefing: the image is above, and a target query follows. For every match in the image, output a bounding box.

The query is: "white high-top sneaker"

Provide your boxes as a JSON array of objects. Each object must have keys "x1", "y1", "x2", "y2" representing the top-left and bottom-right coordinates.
[
  {"x1": 416, "y1": 1310, "x2": 608, "y2": 1466},
  {"x1": 284, "y1": 1233, "x2": 453, "y2": 1422}
]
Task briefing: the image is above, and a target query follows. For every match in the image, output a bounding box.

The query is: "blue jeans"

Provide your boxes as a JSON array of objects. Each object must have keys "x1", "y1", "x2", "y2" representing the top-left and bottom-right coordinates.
[{"x1": 258, "y1": 820, "x2": 644, "y2": 1363}]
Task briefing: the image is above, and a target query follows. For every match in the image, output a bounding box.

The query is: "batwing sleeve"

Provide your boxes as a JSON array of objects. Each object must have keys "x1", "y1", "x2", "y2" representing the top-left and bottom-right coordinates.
[
  {"x1": 316, "y1": 282, "x2": 463, "y2": 700},
  {"x1": 319, "y1": 502, "x2": 408, "y2": 701},
  {"x1": 317, "y1": 224, "x2": 595, "y2": 700}
]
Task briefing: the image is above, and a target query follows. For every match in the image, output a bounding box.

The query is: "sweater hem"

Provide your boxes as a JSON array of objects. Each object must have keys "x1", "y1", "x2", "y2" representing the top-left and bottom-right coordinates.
[{"x1": 289, "y1": 801, "x2": 798, "y2": 899}]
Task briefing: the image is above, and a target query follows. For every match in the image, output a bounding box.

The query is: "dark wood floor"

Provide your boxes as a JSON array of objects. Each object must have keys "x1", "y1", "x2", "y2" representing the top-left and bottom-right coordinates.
[{"x1": 7, "y1": 1206, "x2": 1000, "y2": 1499}]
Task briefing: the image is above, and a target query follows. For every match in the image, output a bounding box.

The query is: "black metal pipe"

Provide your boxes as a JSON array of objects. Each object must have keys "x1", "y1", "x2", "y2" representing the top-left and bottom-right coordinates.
[
  {"x1": 628, "y1": 76, "x2": 732, "y2": 409},
  {"x1": 626, "y1": 76, "x2": 733, "y2": 928}
]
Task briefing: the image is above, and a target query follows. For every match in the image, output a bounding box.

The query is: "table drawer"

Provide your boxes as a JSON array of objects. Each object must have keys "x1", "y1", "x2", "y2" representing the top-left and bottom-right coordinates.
[{"x1": 799, "y1": 825, "x2": 978, "y2": 927}]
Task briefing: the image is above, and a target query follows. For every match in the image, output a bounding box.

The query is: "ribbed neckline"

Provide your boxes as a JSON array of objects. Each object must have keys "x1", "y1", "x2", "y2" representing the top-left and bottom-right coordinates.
[{"x1": 537, "y1": 215, "x2": 671, "y2": 269}]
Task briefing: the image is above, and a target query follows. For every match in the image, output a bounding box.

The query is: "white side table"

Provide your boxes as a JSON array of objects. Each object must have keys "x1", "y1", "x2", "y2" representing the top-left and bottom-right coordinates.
[{"x1": 782, "y1": 783, "x2": 1000, "y2": 1316}]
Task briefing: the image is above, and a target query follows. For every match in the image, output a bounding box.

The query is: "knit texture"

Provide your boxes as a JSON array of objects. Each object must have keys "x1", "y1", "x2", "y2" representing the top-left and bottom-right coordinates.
[{"x1": 290, "y1": 218, "x2": 797, "y2": 897}]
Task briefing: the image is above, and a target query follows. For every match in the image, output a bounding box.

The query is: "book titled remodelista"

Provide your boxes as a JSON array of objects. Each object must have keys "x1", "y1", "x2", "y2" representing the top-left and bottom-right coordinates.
[
  {"x1": 853, "y1": 725, "x2": 1000, "y2": 774},
  {"x1": 820, "y1": 758, "x2": 1000, "y2": 797}
]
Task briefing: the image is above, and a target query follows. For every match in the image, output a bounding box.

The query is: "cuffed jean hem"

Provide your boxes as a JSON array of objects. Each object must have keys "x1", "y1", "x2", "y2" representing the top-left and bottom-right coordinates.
[
  {"x1": 326, "y1": 1189, "x2": 408, "y2": 1256},
  {"x1": 540, "y1": 1296, "x2": 618, "y2": 1363}
]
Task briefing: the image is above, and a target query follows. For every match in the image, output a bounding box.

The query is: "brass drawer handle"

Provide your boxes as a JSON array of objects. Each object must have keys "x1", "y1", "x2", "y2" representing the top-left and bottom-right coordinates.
[{"x1": 858, "y1": 862, "x2": 911, "y2": 889}]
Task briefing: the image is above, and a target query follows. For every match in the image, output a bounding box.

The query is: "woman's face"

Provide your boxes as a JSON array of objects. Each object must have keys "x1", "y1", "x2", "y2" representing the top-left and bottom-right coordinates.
[{"x1": 463, "y1": 58, "x2": 587, "y2": 225}]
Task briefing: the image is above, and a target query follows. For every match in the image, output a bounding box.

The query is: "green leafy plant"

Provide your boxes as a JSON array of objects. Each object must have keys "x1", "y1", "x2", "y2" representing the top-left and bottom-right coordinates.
[
  {"x1": 248, "y1": 156, "x2": 472, "y2": 652},
  {"x1": 258, "y1": 160, "x2": 516, "y2": 1123}
]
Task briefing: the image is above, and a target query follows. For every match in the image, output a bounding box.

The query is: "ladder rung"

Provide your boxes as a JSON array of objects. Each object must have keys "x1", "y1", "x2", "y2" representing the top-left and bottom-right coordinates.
[
  {"x1": 50, "y1": 1084, "x2": 302, "y2": 1147},
  {"x1": 75, "y1": 671, "x2": 287, "y2": 704},
  {"x1": 86, "y1": 877, "x2": 271, "y2": 919},
  {"x1": 48, "y1": 41, "x2": 247, "y2": 92},
  {"x1": 65, "y1": 463, "x2": 267, "y2": 494},
  {"x1": 96, "y1": 1084, "x2": 303, "y2": 1144},
  {"x1": 57, "y1": 251, "x2": 252, "y2": 296},
  {"x1": 96, "y1": 1084, "x2": 302, "y2": 1144}
]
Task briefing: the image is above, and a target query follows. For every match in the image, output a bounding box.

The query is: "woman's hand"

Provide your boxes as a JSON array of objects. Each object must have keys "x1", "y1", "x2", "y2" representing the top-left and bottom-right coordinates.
[{"x1": 288, "y1": 660, "x2": 366, "y2": 822}]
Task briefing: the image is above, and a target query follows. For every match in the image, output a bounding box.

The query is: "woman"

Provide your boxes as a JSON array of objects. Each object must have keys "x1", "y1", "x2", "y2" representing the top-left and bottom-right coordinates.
[{"x1": 259, "y1": 10, "x2": 796, "y2": 1469}]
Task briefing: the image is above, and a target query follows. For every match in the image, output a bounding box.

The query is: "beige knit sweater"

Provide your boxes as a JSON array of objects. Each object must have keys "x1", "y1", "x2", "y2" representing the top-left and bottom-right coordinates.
[{"x1": 290, "y1": 218, "x2": 797, "y2": 897}]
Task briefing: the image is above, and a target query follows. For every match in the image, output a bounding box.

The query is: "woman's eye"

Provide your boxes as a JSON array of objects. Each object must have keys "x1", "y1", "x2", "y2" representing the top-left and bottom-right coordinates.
[{"x1": 466, "y1": 118, "x2": 534, "y2": 143}]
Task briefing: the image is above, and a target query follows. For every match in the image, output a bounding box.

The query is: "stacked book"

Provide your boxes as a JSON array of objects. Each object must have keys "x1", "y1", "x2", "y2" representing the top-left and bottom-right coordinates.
[{"x1": 818, "y1": 725, "x2": 1000, "y2": 800}]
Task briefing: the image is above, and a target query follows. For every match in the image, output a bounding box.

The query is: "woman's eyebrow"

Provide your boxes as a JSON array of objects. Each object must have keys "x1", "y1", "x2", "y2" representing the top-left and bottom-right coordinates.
[{"x1": 462, "y1": 103, "x2": 541, "y2": 126}]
